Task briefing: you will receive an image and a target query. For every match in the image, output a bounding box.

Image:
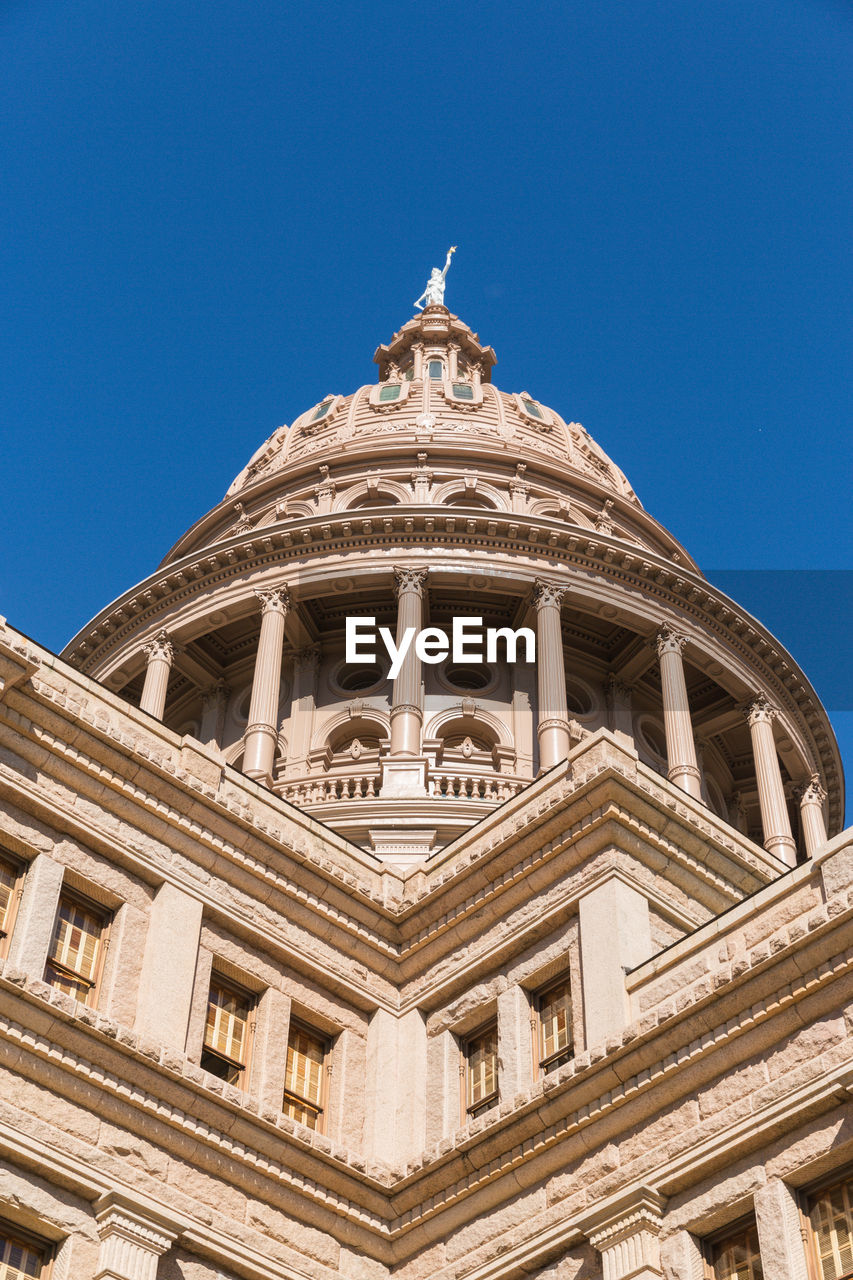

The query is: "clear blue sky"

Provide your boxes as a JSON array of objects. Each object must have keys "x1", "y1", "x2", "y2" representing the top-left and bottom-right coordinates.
[{"x1": 2, "y1": 1, "x2": 851, "y2": 815}]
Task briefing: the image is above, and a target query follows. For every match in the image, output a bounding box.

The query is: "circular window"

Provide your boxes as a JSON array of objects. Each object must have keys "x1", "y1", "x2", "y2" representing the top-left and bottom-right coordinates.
[
  {"x1": 564, "y1": 679, "x2": 594, "y2": 717},
  {"x1": 334, "y1": 662, "x2": 385, "y2": 694},
  {"x1": 638, "y1": 718, "x2": 667, "y2": 761},
  {"x1": 444, "y1": 664, "x2": 492, "y2": 692}
]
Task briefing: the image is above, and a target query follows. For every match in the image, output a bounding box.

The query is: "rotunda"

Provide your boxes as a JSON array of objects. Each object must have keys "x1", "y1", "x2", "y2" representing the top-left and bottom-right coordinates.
[{"x1": 63, "y1": 303, "x2": 842, "y2": 865}]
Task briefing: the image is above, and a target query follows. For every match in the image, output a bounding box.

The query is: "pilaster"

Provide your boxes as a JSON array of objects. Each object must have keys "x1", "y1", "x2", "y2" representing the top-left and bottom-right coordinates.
[
  {"x1": 94, "y1": 1193, "x2": 178, "y2": 1280},
  {"x1": 579, "y1": 1187, "x2": 667, "y2": 1280}
]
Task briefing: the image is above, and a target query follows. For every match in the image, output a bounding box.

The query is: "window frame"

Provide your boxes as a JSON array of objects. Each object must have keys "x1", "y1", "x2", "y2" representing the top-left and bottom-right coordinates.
[
  {"x1": 282, "y1": 1018, "x2": 331, "y2": 1133},
  {"x1": 461, "y1": 1019, "x2": 499, "y2": 1122},
  {"x1": 702, "y1": 1216, "x2": 763, "y2": 1280},
  {"x1": 0, "y1": 853, "x2": 25, "y2": 961},
  {"x1": 532, "y1": 975, "x2": 574, "y2": 1077},
  {"x1": 368, "y1": 379, "x2": 412, "y2": 409},
  {"x1": 802, "y1": 1167, "x2": 853, "y2": 1280},
  {"x1": 200, "y1": 973, "x2": 256, "y2": 1089},
  {"x1": 43, "y1": 889, "x2": 110, "y2": 1010},
  {"x1": 0, "y1": 1217, "x2": 54, "y2": 1279}
]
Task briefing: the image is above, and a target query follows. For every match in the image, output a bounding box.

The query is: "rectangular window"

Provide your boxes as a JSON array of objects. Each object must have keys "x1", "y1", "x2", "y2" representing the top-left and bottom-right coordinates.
[
  {"x1": 705, "y1": 1223, "x2": 763, "y2": 1279},
  {"x1": 379, "y1": 383, "x2": 401, "y2": 401},
  {"x1": 428, "y1": 359, "x2": 443, "y2": 379},
  {"x1": 464, "y1": 1022, "x2": 498, "y2": 1118},
  {"x1": 536, "y1": 978, "x2": 573, "y2": 1074},
  {"x1": 44, "y1": 893, "x2": 107, "y2": 1007},
  {"x1": 808, "y1": 1174, "x2": 853, "y2": 1280},
  {"x1": 0, "y1": 856, "x2": 22, "y2": 959},
  {"x1": 283, "y1": 1021, "x2": 328, "y2": 1131},
  {"x1": 201, "y1": 977, "x2": 253, "y2": 1086},
  {"x1": 0, "y1": 1222, "x2": 48, "y2": 1278},
  {"x1": 452, "y1": 383, "x2": 474, "y2": 400}
]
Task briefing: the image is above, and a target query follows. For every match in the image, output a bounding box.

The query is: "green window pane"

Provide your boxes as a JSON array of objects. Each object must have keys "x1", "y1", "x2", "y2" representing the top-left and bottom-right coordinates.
[
  {"x1": 453, "y1": 384, "x2": 474, "y2": 400},
  {"x1": 379, "y1": 384, "x2": 401, "y2": 401},
  {"x1": 523, "y1": 398, "x2": 542, "y2": 419}
]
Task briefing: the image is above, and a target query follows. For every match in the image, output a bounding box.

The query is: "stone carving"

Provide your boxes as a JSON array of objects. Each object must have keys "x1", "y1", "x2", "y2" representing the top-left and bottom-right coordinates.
[
  {"x1": 392, "y1": 566, "x2": 429, "y2": 597},
  {"x1": 745, "y1": 693, "x2": 776, "y2": 726},
  {"x1": 142, "y1": 630, "x2": 174, "y2": 664},
  {"x1": 532, "y1": 579, "x2": 568, "y2": 610},
  {"x1": 254, "y1": 586, "x2": 290, "y2": 616},
  {"x1": 595, "y1": 499, "x2": 615, "y2": 534},
  {"x1": 414, "y1": 246, "x2": 456, "y2": 311},
  {"x1": 798, "y1": 775, "x2": 827, "y2": 806},
  {"x1": 232, "y1": 501, "x2": 253, "y2": 532},
  {"x1": 655, "y1": 623, "x2": 687, "y2": 657}
]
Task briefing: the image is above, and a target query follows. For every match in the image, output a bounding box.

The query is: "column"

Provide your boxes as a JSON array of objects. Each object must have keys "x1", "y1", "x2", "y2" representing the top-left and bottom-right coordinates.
[
  {"x1": 580, "y1": 1187, "x2": 666, "y2": 1280},
  {"x1": 745, "y1": 696, "x2": 797, "y2": 867},
  {"x1": 139, "y1": 631, "x2": 174, "y2": 720},
  {"x1": 242, "y1": 586, "x2": 290, "y2": 785},
  {"x1": 284, "y1": 645, "x2": 320, "y2": 778},
  {"x1": 198, "y1": 679, "x2": 229, "y2": 747},
  {"x1": 389, "y1": 567, "x2": 428, "y2": 758},
  {"x1": 94, "y1": 1193, "x2": 177, "y2": 1280},
  {"x1": 754, "y1": 1179, "x2": 809, "y2": 1280},
  {"x1": 655, "y1": 625, "x2": 702, "y2": 800},
  {"x1": 798, "y1": 776, "x2": 828, "y2": 858},
  {"x1": 533, "y1": 580, "x2": 571, "y2": 770}
]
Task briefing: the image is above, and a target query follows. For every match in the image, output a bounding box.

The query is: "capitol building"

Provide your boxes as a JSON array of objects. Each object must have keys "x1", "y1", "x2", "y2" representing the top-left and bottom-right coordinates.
[{"x1": 0, "y1": 285, "x2": 851, "y2": 1280}]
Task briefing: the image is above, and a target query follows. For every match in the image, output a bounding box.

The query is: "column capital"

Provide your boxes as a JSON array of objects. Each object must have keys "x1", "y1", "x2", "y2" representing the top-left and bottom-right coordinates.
[
  {"x1": 744, "y1": 693, "x2": 777, "y2": 727},
  {"x1": 392, "y1": 566, "x2": 428, "y2": 598},
  {"x1": 200, "y1": 679, "x2": 230, "y2": 709},
  {"x1": 798, "y1": 774, "x2": 827, "y2": 806},
  {"x1": 142, "y1": 630, "x2": 175, "y2": 664},
  {"x1": 254, "y1": 585, "x2": 290, "y2": 616},
  {"x1": 94, "y1": 1191, "x2": 179, "y2": 1279},
  {"x1": 654, "y1": 623, "x2": 687, "y2": 657},
  {"x1": 532, "y1": 578, "x2": 568, "y2": 610},
  {"x1": 578, "y1": 1186, "x2": 666, "y2": 1280},
  {"x1": 293, "y1": 643, "x2": 322, "y2": 670}
]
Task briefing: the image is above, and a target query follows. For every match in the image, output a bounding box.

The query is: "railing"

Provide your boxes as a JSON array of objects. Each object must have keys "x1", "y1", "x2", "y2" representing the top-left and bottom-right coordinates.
[
  {"x1": 429, "y1": 774, "x2": 524, "y2": 801},
  {"x1": 278, "y1": 772, "x2": 525, "y2": 805},
  {"x1": 279, "y1": 774, "x2": 381, "y2": 804}
]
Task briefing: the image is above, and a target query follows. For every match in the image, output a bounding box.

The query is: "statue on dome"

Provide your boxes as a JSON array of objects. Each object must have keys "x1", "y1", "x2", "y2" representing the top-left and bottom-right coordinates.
[{"x1": 414, "y1": 246, "x2": 456, "y2": 311}]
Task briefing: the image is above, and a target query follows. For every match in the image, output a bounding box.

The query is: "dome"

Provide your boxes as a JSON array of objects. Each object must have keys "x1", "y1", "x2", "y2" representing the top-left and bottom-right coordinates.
[{"x1": 62, "y1": 305, "x2": 843, "y2": 861}]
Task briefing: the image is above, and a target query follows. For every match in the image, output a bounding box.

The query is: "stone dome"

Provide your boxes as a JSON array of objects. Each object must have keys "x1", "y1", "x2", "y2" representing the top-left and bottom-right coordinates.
[{"x1": 62, "y1": 305, "x2": 844, "y2": 861}]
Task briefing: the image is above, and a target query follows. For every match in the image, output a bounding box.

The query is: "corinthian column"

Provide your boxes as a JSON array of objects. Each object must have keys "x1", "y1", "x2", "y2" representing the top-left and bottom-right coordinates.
[
  {"x1": 745, "y1": 696, "x2": 797, "y2": 867},
  {"x1": 139, "y1": 631, "x2": 175, "y2": 720},
  {"x1": 243, "y1": 586, "x2": 290, "y2": 785},
  {"x1": 798, "y1": 776, "x2": 828, "y2": 858},
  {"x1": 655, "y1": 625, "x2": 702, "y2": 800},
  {"x1": 389, "y1": 567, "x2": 428, "y2": 758},
  {"x1": 533, "y1": 580, "x2": 570, "y2": 770}
]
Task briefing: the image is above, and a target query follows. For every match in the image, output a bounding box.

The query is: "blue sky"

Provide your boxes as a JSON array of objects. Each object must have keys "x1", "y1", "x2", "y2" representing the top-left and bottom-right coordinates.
[{"x1": 1, "y1": 0, "x2": 851, "y2": 815}]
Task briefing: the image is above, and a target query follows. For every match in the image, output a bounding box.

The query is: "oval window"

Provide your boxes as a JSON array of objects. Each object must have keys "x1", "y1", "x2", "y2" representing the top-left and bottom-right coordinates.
[{"x1": 445, "y1": 665, "x2": 492, "y2": 692}]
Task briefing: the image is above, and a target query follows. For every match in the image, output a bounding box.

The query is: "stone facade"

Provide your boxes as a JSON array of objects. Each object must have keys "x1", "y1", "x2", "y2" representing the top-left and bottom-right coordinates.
[{"x1": 0, "y1": 306, "x2": 850, "y2": 1279}]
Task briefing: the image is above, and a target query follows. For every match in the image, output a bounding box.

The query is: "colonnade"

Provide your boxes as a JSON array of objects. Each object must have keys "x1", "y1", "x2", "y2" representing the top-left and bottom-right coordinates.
[{"x1": 137, "y1": 574, "x2": 828, "y2": 862}]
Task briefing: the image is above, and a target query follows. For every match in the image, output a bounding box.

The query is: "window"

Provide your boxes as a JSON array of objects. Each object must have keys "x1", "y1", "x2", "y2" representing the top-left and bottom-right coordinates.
[
  {"x1": 535, "y1": 978, "x2": 573, "y2": 1074},
  {"x1": 44, "y1": 893, "x2": 108, "y2": 1007},
  {"x1": 311, "y1": 399, "x2": 333, "y2": 421},
  {"x1": 705, "y1": 1222, "x2": 763, "y2": 1279},
  {"x1": 428, "y1": 360, "x2": 443, "y2": 379},
  {"x1": 463, "y1": 1022, "x2": 498, "y2": 1118},
  {"x1": 808, "y1": 1173, "x2": 853, "y2": 1280},
  {"x1": 522, "y1": 397, "x2": 543, "y2": 419},
  {"x1": 378, "y1": 384, "x2": 401, "y2": 402},
  {"x1": 201, "y1": 977, "x2": 254, "y2": 1086},
  {"x1": 0, "y1": 855, "x2": 22, "y2": 960},
  {"x1": 451, "y1": 383, "x2": 474, "y2": 400},
  {"x1": 0, "y1": 1221, "x2": 49, "y2": 1278},
  {"x1": 283, "y1": 1021, "x2": 328, "y2": 1130}
]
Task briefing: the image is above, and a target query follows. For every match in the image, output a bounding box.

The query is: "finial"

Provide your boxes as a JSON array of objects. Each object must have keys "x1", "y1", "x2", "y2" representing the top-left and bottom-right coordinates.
[{"x1": 414, "y1": 246, "x2": 457, "y2": 312}]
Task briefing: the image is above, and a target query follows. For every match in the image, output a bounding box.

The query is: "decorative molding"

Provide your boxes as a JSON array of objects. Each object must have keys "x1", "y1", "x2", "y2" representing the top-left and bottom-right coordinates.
[
  {"x1": 95, "y1": 1192, "x2": 179, "y2": 1280},
  {"x1": 141, "y1": 631, "x2": 175, "y2": 664},
  {"x1": 745, "y1": 693, "x2": 776, "y2": 727}
]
